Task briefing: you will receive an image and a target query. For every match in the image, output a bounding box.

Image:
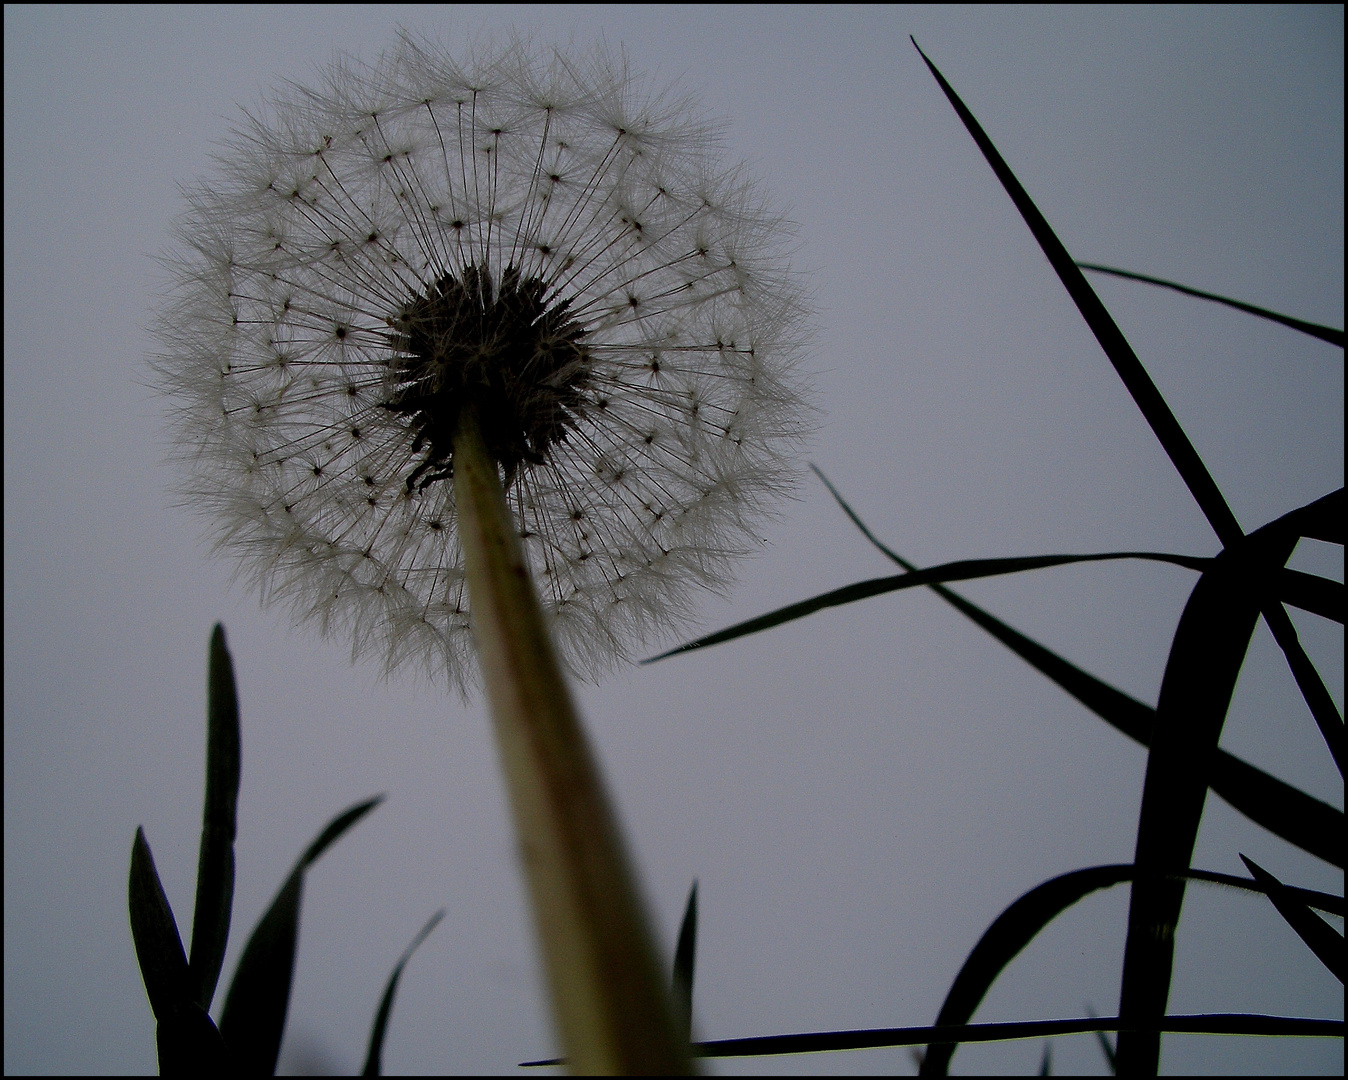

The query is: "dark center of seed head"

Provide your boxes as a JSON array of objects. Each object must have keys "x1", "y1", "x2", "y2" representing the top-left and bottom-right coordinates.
[{"x1": 381, "y1": 263, "x2": 593, "y2": 492}]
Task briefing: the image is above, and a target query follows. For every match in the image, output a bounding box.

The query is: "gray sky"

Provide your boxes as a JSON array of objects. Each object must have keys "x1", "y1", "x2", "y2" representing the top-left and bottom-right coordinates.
[{"x1": 4, "y1": 5, "x2": 1342, "y2": 1076}]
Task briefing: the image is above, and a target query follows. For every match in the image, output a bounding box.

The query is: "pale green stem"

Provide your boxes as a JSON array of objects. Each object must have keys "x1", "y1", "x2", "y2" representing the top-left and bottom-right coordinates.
[{"x1": 452, "y1": 407, "x2": 693, "y2": 1075}]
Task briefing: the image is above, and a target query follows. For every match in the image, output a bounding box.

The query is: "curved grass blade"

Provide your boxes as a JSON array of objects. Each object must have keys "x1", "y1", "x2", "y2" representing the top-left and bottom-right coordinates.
[
  {"x1": 1118, "y1": 521, "x2": 1300, "y2": 1074},
  {"x1": 362, "y1": 909, "x2": 445, "y2": 1076},
  {"x1": 519, "y1": 1014, "x2": 1343, "y2": 1066},
  {"x1": 919, "y1": 864, "x2": 1129, "y2": 1075},
  {"x1": 219, "y1": 796, "x2": 383, "y2": 1075},
  {"x1": 672, "y1": 881, "x2": 699, "y2": 1043},
  {"x1": 1076, "y1": 263, "x2": 1345, "y2": 348},
  {"x1": 810, "y1": 465, "x2": 1344, "y2": 867},
  {"x1": 646, "y1": 551, "x2": 1209, "y2": 662},
  {"x1": 297, "y1": 795, "x2": 384, "y2": 867},
  {"x1": 916, "y1": 862, "x2": 1340, "y2": 1075},
  {"x1": 911, "y1": 38, "x2": 1244, "y2": 549},
  {"x1": 1240, "y1": 856, "x2": 1345, "y2": 983},
  {"x1": 189, "y1": 624, "x2": 241, "y2": 1012}
]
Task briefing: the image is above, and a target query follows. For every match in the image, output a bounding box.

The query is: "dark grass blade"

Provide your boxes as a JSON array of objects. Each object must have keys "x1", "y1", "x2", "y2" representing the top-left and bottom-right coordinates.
[
  {"x1": 911, "y1": 38, "x2": 1243, "y2": 549},
  {"x1": 218, "y1": 870, "x2": 301, "y2": 1076},
  {"x1": 188, "y1": 625, "x2": 241, "y2": 1012},
  {"x1": 917, "y1": 863, "x2": 1341, "y2": 1075},
  {"x1": 691, "y1": 1014, "x2": 1342, "y2": 1059},
  {"x1": 129, "y1": 827, "x2": 192, "y2": 1022},
  {"x1": 1085, "y1": 1007, "x2": 1118, "y2": 1074},
  {"x1": 1118, "y1": 520, "x2": 1301, "y2": 1074},
  {"x1": 1258, "y1": 489, "x2": 1346, "y2": 776},
  {"x1": 672, "y1": 881, "x2": 699, "y2": 1043},
  {"x1": 154, "y1": 1000, "x2": 232, "y2": 1077},
  {"x1": 362, "y1": 909, "x2": 445, "y2": 1076},
  {"x1": 1294, "y1": 486, "x2": 1344, "y2": 545},
  {"x1": 1038, "y1": 1040, "x2": 1052, "y2": 1075},
  {"x1": 1096, "y1": 1030, "x2": 1117, "y2": 1073},
  {"x1": 648, "y1": 486, "x2": 1338, "y2": 664},
  {"x1": 646, "y1": 551, "x2": 1209, "y2": 662},
  {"x1": 1077, "y1": 263, "x2": 1345, "y2": 348},
  {"x1": 1208, "y1": 752, "x2": 1342, "y2": 868},
  {"x1": 920, "y1": 865, "x2": 1127, "y2": 1075},
  {"x1": 520, "y1": 1014, "x2": 1343, "y2": 1065},
  {"x1": 1262, "y1": 600, "x2": 1346, "y2": 777},
  {"x1": 1181, "y1": 869, "x2": 1341, "y2": 915},
  {"x1": 811, "y1": 465, "x2": 1344, "y2": 867},
  {"x1": 648, "y1": 552, "x2": 1331, "y2": 664},
  {"x1": 1278, "y1": 569, "x2": 1344, "y2": 624},
  {"x1": 1241, "y1": 856, "x2": 1345, "y2": 983},
  {"x1": 297, "y1": 795, "x2": 384, "y2": 868},
  {"x1": 129, "y1": 828, "x2": 232, "y2": 1074},
  {"x1": 219, "y1": 796, "x2": 383, "y2": 1075}
]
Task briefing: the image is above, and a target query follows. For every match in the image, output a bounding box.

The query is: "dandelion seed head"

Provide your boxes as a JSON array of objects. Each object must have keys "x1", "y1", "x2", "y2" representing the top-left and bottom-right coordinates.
[{"x1": 151, "y1": 31, "x2": 814, "y2": 694}]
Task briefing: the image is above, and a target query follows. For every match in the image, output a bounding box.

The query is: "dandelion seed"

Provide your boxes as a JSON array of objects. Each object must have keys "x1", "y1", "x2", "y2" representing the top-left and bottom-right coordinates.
[{"x1": 151, "y1": 31, "x2": 812, "y2": 694}]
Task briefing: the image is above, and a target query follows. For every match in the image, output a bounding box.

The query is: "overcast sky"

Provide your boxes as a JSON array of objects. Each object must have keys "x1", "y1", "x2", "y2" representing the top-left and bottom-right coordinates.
[{"x1": 4, "y1": 5, "x2": 1342, "y2": 1076}]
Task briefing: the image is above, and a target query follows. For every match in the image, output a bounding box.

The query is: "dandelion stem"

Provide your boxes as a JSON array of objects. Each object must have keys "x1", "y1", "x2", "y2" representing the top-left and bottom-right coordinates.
[{"x1": 452, "y1": 404, "x2": 693, "y2": 1075}]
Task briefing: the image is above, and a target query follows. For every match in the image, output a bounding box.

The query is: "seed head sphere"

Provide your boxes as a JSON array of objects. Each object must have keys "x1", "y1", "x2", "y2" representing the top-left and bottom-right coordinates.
[{"x1": 153, "y1": 33, "x2": 813, "y2": 692}]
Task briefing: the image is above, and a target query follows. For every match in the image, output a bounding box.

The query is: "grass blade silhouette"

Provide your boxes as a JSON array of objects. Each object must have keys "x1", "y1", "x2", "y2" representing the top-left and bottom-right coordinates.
[
  {"x1": 1085, "y1": 1007, "x2": 1118, "y2": 1074},
  {"x1": 219, "y1": 796, "x2": 383, "y2": 1075},
  {"x1": 1096, "y1": 1030, "x2": 1117, "y2": 1073},
  {"x1": 911, "y1": 37, "x2": 1243, "y2": 550},
  {"x1": 129, "y1": 827, "x2": 231, "y2": 1074},
  {"x1": 362, "y1": 909, "x2": 446, "y2": 1075},
  {"x1": 809, "y1": 465, "x2": 1344, "y2": 867},
  {"x1": 917, "y1": 863, "x2": 1341, "y2": 1075},
  {"x1": 672, "y1": 881, "x2": 699, "y2": 1044},
  {"x1": 1076, "y1": 263, "x2": 1345, "y2": 348},
  {"x1": 1294, "y1": 486, "x2": 1344, "y2": 545},
  {"x1": 647, "y1": 551, "x2": 1331, "y2": 664},
  {"x1": 920, "y1": 865, "x2": 1132, "y2": 1075},
  {"x1": 129, "y1": 828, "x2": 191, "y2": 1026},
  {"x1": 1118, "y1": 514, "x2": 1302, "y2": 1074},
  {"x1": 695, "y1": 1014, "x2": 1343, "y2": 1056},
  {"x1": 1263, "y1": 599, "x2": 1346, "y2": 777},
  {"x1": 1241, "y1": 856, "x2": 1345, "y2": 983},
  {"x1": 1278, "y1": 569, "x2": 1343, "y2": 624},
  {"x1": 647, "y1": 552, "x2": 1210, "y2": 661},
  {"x1": 188, "y1": 625, "x2": 241, "y2": 1012},
  {"x1": 1257, "y1": 489, "x2": 1346, "y2": 777},
  {"x1": 522, "y1": 1014, "x2": 1342, "y2": 1065}
]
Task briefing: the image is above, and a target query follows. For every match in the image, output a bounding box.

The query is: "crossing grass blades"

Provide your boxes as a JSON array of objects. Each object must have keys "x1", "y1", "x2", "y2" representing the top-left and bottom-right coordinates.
[
  {"x1": 636, "y1": 39, "x2": 1345, "y2": 1075},
  {"x1": 127, "y1": 625, "x2": 443, "y2": 1075}
]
